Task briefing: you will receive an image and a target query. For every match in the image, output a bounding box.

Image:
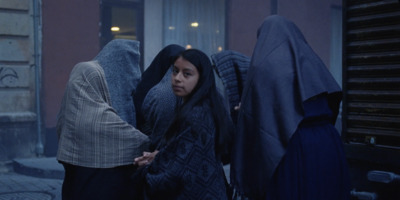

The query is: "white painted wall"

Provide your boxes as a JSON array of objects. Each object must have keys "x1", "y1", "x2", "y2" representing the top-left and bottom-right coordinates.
[{"x1": 143, "y1": 0, "x2": 163, "y2": 70}]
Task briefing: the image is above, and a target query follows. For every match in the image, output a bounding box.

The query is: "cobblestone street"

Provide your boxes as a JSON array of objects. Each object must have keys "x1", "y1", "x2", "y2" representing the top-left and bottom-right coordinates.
[
  {"x1": 0, "y1": 172, "x2": 62, "y2": 200},
  {"x1": 0, "y1": 158, "x2": 63, "y2": 200}
]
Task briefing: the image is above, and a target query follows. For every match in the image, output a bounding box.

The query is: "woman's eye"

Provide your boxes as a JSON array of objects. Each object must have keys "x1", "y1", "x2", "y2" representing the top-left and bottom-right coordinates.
[
  {"x1": 184, "y1": 72, "x2": 192, "y2": 77},
  {"x1": 172, "y1": 68, "x2": 179, "y2": 74}
]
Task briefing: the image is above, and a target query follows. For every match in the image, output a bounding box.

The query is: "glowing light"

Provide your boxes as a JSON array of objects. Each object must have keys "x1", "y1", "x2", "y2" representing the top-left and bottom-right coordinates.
[
  {"x1": 168, "y1": 26, "x2": 175, "y2": 30},
  {"x1": 186, "y1": 44, "x2": 192, "y2": 49},
  {"x1": 190, "y1": 22, "x2": 199, "y2": 27},
  {"x1": 111, "y1": 27, "x2": 120, "y2": 32},
  {"x1": 218, "y1": 46, "x2": 223, "y2": 52}
]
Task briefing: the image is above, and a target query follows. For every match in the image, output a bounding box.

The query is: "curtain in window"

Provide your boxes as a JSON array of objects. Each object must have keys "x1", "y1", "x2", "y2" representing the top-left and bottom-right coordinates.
[{"x1": 163, "y1": 0, "x2": 225, "y2": 57}]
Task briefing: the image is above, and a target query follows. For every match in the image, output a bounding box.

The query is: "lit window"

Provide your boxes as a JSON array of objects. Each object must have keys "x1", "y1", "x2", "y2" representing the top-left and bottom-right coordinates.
[
  {"x1": 111, "y1": 27, "x2": 120, "y2": 32},
  {"x1": 163, "y1": 0, "x2": 225, "y2": 56}
]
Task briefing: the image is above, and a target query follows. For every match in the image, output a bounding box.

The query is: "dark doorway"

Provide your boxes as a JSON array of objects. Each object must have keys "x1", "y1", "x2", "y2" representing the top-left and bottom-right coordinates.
[{"x1": 100, "y1": 0, "x2": 144, "y2": 68}]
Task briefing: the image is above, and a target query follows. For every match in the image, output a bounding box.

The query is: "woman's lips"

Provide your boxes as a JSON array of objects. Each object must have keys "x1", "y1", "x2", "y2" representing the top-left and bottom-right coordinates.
[{"x1": 172, "y1": 85, "x2": 183, "y2": 91}]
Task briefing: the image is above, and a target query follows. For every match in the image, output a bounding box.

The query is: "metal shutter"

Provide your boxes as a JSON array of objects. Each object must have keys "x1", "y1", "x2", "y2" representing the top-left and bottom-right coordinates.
[{"x1": 343, "y1": 0, "x2": 400, "y2": 148}]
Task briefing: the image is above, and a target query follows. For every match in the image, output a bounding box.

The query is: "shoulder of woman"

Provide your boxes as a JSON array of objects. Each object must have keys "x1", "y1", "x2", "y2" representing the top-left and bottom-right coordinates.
[
  {"x1": 182, "y1": 104, "x2": 214, "y2": 136},
  {"x1": 69, "y1": 61, "x2": 104, "y2": 81},
  {"x1": 187, "y1": 103, "x2": 212, "y2": 121}
]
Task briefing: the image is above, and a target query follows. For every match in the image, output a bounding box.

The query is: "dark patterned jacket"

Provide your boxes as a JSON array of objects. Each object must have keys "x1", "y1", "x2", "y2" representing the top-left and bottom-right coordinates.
[{"x1": 136, "y1": 102, "x2": 228, "y2": 200}]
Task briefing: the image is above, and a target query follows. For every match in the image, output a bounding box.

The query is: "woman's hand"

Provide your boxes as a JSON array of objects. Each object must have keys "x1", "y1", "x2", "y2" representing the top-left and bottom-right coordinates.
[
  {"x1": 134, "y1": 150, "x2": 159, "y2": 167},
  {"x1": 234, "y1": 102, "x2": 241, "y2": 111}
]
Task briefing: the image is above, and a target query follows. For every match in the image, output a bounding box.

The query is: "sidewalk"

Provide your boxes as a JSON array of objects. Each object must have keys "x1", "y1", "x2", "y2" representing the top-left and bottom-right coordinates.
[
  {"x1": 0, "y1": 157, "x2": 231, "y2": 200},
  {"x1": 0, "y1": 157, "x2": 63, "y2": 200}
]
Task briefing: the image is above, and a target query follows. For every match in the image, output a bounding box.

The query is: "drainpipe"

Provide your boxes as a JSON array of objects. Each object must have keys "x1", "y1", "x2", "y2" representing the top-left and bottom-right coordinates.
[
  {"x1": 33, "y1": 0, "x2": 43, "y2": 156},
  {"x1": 271, "y1": 0, "x2": 278, "y2": 15}
]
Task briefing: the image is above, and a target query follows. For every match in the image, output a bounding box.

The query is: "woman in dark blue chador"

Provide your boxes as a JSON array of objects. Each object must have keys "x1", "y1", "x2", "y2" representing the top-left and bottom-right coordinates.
[
  {"x1": 134, "y1": 44, "x2": 185, "y2": 150},
  {"x1": 230, "y1": 15, "x2": 351, "y2": 200},
  {"x1": 133, "y1": 49, "x2": 233, "y2": 199}
]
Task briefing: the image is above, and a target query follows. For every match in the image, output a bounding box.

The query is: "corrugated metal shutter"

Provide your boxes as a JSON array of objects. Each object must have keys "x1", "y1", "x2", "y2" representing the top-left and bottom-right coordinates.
[{"x1": 343, "y1": 0, "x2": 400, "y2": 148}]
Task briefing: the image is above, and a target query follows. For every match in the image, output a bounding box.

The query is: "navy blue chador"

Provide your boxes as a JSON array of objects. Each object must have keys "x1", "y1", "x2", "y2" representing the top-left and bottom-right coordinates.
[{"x1": 230, "y1": 15, "x2": 350, "y2": 199}]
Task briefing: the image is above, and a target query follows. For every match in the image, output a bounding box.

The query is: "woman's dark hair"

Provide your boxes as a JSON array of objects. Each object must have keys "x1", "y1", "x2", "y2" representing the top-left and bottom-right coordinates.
[{"x1": 164, "y1": 49, "x2": 233, "y2": 160}]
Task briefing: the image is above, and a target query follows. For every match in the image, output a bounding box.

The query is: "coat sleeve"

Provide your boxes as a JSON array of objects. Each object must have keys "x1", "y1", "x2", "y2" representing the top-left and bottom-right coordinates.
[
  {"x1": 143, "y1": 118, "x2": 218, "y2": 198},
  {"x1": 144, "y1": 127, "x2": 194, "y2": 196}
]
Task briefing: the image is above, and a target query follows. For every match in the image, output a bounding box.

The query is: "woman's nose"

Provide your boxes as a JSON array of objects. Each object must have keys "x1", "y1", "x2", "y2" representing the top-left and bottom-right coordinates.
[{"x1": 173, "y1": 72, "x2": 182, "y2": 82}]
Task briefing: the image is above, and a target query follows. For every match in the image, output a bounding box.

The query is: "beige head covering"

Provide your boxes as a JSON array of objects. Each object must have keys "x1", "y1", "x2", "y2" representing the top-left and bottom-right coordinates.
[{"x1": 56, "y1": 40, "x2": 149, "y2": 168}]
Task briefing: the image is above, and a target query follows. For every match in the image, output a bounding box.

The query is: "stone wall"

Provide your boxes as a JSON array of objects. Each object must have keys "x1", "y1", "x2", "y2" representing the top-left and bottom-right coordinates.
[{"x1": 0, "y1": 0, "x2": 39, "y2": 161}]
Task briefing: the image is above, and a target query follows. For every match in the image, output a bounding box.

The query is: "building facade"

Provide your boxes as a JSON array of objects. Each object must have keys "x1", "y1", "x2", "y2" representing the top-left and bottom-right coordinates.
[{"x1": 0, "y1": 0, "x2": 41, "y2": 160}]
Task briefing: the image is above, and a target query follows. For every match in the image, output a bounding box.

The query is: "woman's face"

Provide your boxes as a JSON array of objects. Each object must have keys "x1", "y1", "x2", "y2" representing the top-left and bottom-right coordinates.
[{"x1": 171, "y1": 56, "x2": 199, "y2": 99}]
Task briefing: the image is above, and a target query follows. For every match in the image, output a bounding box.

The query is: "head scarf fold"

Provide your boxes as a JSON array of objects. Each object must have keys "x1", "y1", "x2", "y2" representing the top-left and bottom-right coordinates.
[
  {"x1": 230, "y1": 15, "x2": 342, "y2": 198},
  {"x1": 141, "y1": 69, "x2": 176, "y2": 150},
  {"x1": 94, "y1": 39, "x2": 141, "y2": 127},
  {"x1": 211, "y1": 50, "x2": 250, "y2": 124},
  {"x1": 134, "y1": 44, "x2": 185, "y2": 130}
]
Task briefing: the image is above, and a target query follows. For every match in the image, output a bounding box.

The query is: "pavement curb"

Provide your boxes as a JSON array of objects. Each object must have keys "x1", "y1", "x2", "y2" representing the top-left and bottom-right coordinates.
[{"x1": 12, "y1": 157, "x2": 64, "y2": 180}]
